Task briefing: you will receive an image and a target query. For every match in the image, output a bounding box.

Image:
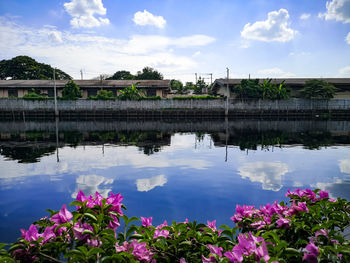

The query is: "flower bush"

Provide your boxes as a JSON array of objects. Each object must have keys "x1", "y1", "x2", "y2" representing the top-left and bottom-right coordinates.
[{"x1": 1, "y1": 189, "x2": 349, "y2": 262}]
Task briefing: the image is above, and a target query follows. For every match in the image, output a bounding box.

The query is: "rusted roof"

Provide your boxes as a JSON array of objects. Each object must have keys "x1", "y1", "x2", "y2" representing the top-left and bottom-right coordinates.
[
  {"x1": 0, "y1": 79, "x2": 171, "y2": 89},
  {"x1": 213, "y1": 78, "x2": 350, "y2": 86}
]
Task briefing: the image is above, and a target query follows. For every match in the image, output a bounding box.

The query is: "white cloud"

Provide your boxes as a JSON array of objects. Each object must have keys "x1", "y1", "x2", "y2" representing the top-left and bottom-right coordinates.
[
  {"x1": 133, "y1": 10, "x2": 166, "y2": 28},
  {"x1": 339, "y1": 159, "x2": 350, "y2": 174},
  {"x1": 71, "y1": 174, "x2": 114, "y2": 198},
  {"x1": 0, "y1": 17, "x2": 215, "y2": 79},
  {"x1": 241, "y1": 9, "x2": 297, "y2": 42},
  {"x1": 319, "y1": 0, "x2": 350, "y2": 23},
  {"x1": 300, "y1": 13, "x2": 311, "y2": 20},
  {"x1": 64, "y1": 0, "x2": 110, "y2": 28},
  {"x1": 257, "y1": 68, "x2": 296, "y2": 78},
  {"x1": 238, "y1": 162, "x2": 289, "y2": 191},
  {"x1": 136, "y1": 174, "x2": 167, "y2": 192},
  {"x1": 338, "y1": 66, "x2": 350, "y2": 76},
  {"x1": 192, "y1": 51, "x2": 201, "y2": 57},
  {"x1": 346, "y1": 32, "x2": 350, "y2": 44}
]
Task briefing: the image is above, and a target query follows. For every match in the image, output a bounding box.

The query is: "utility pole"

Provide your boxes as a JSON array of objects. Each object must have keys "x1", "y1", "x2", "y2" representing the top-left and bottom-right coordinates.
[
  {"x1": 195, "y1": 73, "x2": 198, "y2": 83},
  {"x1": 225, "y1": 68, "x2": 229, "y2": 116},
  {"x1": 210, "y1": 73, "x2": 213, "y2": 85},
  {"x1": 53, "y1": 67, "x2": 58, "y2": 117},
  {"x1": 80, "y1": 69, "x2": 83, "y2": 80}
]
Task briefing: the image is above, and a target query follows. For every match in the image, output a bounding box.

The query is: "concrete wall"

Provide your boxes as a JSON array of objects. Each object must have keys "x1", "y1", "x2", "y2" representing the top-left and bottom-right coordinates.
[{"x1": 0, "y1": 98, "x2": 349, "y2": 112}]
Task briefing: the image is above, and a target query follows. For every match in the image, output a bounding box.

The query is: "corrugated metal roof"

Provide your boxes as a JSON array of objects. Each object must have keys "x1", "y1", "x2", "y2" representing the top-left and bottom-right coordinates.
[
  {"x1": 0, "y1": 79, "x2": 171, "y2": 88},
  {"x1": 213, "y1": 78, "x2": 350, "y2": 86}
]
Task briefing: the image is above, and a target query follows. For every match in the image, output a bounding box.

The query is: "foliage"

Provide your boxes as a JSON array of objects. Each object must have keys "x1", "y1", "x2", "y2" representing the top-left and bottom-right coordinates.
[
  {"x1": 194, "y1": 78, "x2": 208, "y2": 94},
  {"x1": 233, "y1": 79, "x2": 290, "y2": 100},
  {"x1": 62, "y1": 81, "x2": 82, "y2": 100},
  {"x1": 2, "y1": 188, "x2": 349, "y2": 262},
  {"x1": 118, "y1": 84, "x2": 144, "y2": 100},
  {"x1": 184, "y1": 82, "x2": 196, "y2": 90},
  {"x1": 135, "y1": 67, "x2": 163, "y2": 80},
  {"x1": 171, "y1": 80, "x2": 188, "y2": 94},
  {"x1": 139, "y1": 96, "x2": 162, "y2": 100},
  {"x1": 23, "y1": 89, "x2": 50, "y2": 100},
  {"x1": 106, "y1": 71, "x2": 135, "y2": 80},
  {"x1": 172, "y1": 95, "x2": 220, "y2": 100},
  {"x1": 89, "y1": 90, "x2": 115, "y2": 100},
  {"x1": 0, "y1": 56, "x2": 72, "y2": 80},
  {"x1": 299, "y1": 79, "x2": 337, "y2": 99}
]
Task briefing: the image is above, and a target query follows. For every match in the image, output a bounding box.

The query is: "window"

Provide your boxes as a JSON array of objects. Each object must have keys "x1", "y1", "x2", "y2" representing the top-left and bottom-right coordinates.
[
  {"x1": 87, "y1": 89, "x2": 98, "y2": 97},
  {"x1": 8, "y1": 89, "x2": 18, "y2": 97},
  {"x1": 146, "y1": 89, "x2": 157, "y2": 97}
]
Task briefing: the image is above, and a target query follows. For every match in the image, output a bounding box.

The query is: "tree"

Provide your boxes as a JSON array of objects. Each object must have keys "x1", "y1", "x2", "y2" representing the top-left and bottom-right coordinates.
[
  {"x1": 194, "y1": 78, "x2": 208, "y2": 94},
  {"x1": 0, "y1": 56, "x2": 72, "y2": 80},
  {"x1": 62, "y1": 80, "x2": 82, "y2": 100},
  {"x1": 107, "y1": 70, "x2": 135, "y2": 80},
  {"x1": 259, "y1": 79, "x2": 290, "y2": 100},
  {"x1": 118, "y1": 84, "x2": 144, "y2": 100},
  {"x1": 171, "y1": 79, "x2": 188, "y2": 94},
  {"x1": 232, "y1": 79, "x2": 261, "y2": 99},
  {"x1": 299, "y1": 79, "x2": 337, "y2": 99},
  {"x1": 135, "y1": 67, "x2": 163, "y2": 80}
]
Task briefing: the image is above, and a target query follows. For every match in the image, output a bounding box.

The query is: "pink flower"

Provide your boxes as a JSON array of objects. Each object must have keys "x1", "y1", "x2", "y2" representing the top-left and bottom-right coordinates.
[
  {"x1": 202, "y1": 255, "x2": 216, "y2": 262},
  {"x1": 115, "y1": 241, "x2": 129, "y2": 252},
  {"x1": 315, "y1": 229, "x2": 328, "y2": 238},
  {"x1": 224, "y1": 250, "x2": 243, "y2": 263},
  {"x1": 208, "y1": 244, "x2": 223, "y2": 257},
  {"x1": 276, "y1": 217, "x2": 290, "y2": 228},
  {"x1": 108, "y1": 214, "x2": 120, "y2": 230},
  {"x1": 156, "y1": 220, "x2": 168, "y2": 230},
  {"x1": 180, "y1": 258, "x2": 186, "y2": 263},
  {"x1": 141, "y1": 217, "x2": 153, "y2": 227},
  {"x1": 21, "y1": 224, "x2": 39, "y2": 242},
  {"x1": 256, "y1": 241, "x2": 270, "y2": 263},
  {"x1": 318, "y1": 190, "x2": 329, "y2": 199},
  {"x1": 51, "y1": 204, "x2": 73, "y2": 225},
  {"x1": 153, "y1": 229, "x2": 169, "y2": 239},
  {"x1": 106, "y1": 192, "x2": 124, "y2": 215},
  {"x1": 130, "y1": 240, "x2": 154, "y2": 262},
  {"x1": 73, "y1": 223, "x2": 93, "y2": 241},
  {"x1": 87, "y1": 238, "x2": 102, "y2": 247},
  {"x1": 207, "y1": 220, "x2": 217, "y2": 231},
  {"x1": 303, "y1": 240, "x2": 319, "y2": 263}
]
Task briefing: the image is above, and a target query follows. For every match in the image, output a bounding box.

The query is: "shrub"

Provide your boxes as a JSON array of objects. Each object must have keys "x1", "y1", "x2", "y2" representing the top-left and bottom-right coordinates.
[
  {"x1": 89, "y1": 90, "x2": 115, "y2": 100},
  {"x1": 172, "y1": 95, "x2": 220, "y2": 100},
  {"x1": 299, "y1": 79, "x2": 337, "y2": 99},
  {"x1": 3, "y1": 188, "x2": 349, "y2": 262},
  {"x1": 62, "y1": 80, "x2": 82, "y2": 100},
  {"x1": 118, "y1": 84, "x2": 144, "y2": 100},
  {"x1": 22, "y1": 89, "x2": 50, "y2": 100}
]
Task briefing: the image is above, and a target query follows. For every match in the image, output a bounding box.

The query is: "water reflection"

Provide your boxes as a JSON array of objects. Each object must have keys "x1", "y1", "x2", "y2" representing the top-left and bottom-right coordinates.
[{"x1": 0, "y1": 119, "x2": 349, "y2": 243}]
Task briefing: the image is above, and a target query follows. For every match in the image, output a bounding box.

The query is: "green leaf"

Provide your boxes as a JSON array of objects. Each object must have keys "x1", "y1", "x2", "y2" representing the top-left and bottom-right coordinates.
[
  {"x1": 84, "y1": 212, "x2": 97, "y2": 222},
  {"x1": 82, "y1": 230, "x2": 94, "y2": 235},
  {"x1": 70, "y1": 201, "x2": 83, "y2": 207}
]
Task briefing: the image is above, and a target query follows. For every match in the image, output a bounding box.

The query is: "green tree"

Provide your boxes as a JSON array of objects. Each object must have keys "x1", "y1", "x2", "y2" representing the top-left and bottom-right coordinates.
[
  {"x1": 194, "y1": 78, "x2": 208, "y2": 94},
  {"x1": 118, "y1": 84, "x2": 144, "y2": 100},
  {"x1": 0, "y1": 56, "x2": 71, "y2": 80},
  {"x1": 171, "y1": 79, "x2": 188, "y2": 94},
  {"x1": 259, "y1": 79, "x2": 290, "y2": 100},
  {"x1": 135, "y1": 67, "x2": 163, "y2": 80},
  {"x1": 106, "y1": 70, "x2": 135, "y2": 80},
  {"x1": 62, "y1": 80, "x2": 82, "y2": 100},
  {"x1": 299, "y1": 79, "x2": 337, "y2": 99},
  {"x1": 89, "y1": 90, "x2": 115, "y2": 100},
  {"x1": 232, "y1": 79, "x2": 261, "y2": 99}
]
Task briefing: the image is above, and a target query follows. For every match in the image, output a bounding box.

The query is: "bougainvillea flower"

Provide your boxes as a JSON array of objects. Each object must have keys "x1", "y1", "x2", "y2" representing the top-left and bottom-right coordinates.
[
  {"x1": 141, "y1": 217, "x2": 153, "y2": 227},
  {"x1": 180, "y1": 258, "x2": 186, "y2": 263},
  {"x1": 108, "y1": 214, "x2": 120, "y2": 230},
  {"x1": 207, "y1": 220, "x2": 217, "y2": 231},
  {"x1": 202, "y1": 255, "x2": 217, "y2": 262},
  {"x1": 156, "y1": 220, "x2": 168, "y2": 230},
  {"x1": 303, "y1": 240, "x2": 319, "y2": 263},
  {"x1": 153, "y1": 229, "x2": 169, "y2": 239},
  {"x1": 208, "y1": 244, "x2": 223, "y2": 257},
  {"x1": 256, "y1": 241, "x2": 270, "y2": 262},
  {"x1": 315, "y1": 229, "x2": 328, "y2": 238},
  {"x1": 21, "y1": 224, "x2": 40, "y2": 242},
  {"x1": 318, "y1": 190, "x2": 329, "y2": 199},
  {"x1": 51, "y1": 204, "x2": 73, "y2": 225},
  {"x1": 73, "y1": 223, "x2": 93, "y2": 241},
  {"x1": 130, "y1": 240, "x2": 154, "y2": 262},
  {"x1": 224, "y1": 249, "x2": 243, "y2": 263},
  {"x1": 276, "y1": 217, "x2": 290, "y2": 228},
  {"x1": 87, "y1": 238, "x2": 102, "y2": 247},
  {"x1": 106, "y1": 192, "x2": 124, "y2": 215}
]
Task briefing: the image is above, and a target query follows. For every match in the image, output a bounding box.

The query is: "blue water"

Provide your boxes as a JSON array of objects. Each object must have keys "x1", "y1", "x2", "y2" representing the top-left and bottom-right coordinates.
[{"x1": 0, "y1": 122, "x2": 350, "y2": 243}]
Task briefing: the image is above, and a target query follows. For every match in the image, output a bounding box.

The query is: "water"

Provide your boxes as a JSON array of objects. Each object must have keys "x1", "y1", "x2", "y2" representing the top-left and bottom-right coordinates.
[{"x1": 0, "y1": 119, "x2": 350, "y2": 243}]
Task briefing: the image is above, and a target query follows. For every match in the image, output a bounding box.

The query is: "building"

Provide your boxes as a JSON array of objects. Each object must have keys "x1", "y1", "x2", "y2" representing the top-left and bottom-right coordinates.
[
  {"x1": 211, "y1": 78, "x2": 350, "y2": 98},
  {"x1": 0, "y1": 79, "x2": 171, "y2": 98}
]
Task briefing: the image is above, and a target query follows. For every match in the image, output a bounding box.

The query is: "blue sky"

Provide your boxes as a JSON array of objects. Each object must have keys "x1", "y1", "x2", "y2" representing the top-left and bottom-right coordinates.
[{"x1": 0, "y1": 0, "x2": 349, "y2": 82}]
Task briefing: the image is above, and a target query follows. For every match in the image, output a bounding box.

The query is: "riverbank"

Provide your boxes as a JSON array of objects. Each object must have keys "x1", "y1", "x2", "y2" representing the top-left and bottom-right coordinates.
[{"x1": 0, "y1": 98, "x2": 349, "y2": 119}]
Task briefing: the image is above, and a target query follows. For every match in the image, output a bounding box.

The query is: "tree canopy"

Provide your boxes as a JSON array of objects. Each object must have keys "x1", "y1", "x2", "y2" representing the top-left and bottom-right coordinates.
[
  {"x1": 106, "y1": 70, "x2": 135, "y2": 80},
  {"x1": 135, "y1": 67, "x2": 163, "y2": 80},
  {"x1": 0, "y1": 56, "x2": 72, "y2": 80},
  {"x1": 62, "y1": 80, "x2": 82, "y2": 100},
  {"x1": 299, "y1": 79, "x2": 337, "y2": 99}
]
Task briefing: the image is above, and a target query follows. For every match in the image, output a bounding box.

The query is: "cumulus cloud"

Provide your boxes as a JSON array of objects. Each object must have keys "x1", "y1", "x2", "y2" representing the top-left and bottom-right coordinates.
[
  {"x1": 241, "y1": 9, "x2": 297, "y2": 42},
  {"x1": 300, "y1": 13, "x2": 311, "y2": 20},
  {"x1": 319, "y1": 0, "x2": 350, "y2": 23},
  {"x1": 238, "y1": 162, "x2": 289, "y2": 191},
  {"x1": 71, "y1": 174, "x2": 114, "y2": 198},
  {"x1": 339, "y1": 66, "x2": 350, "y2": 76},
  {"x1": 64, "y1": 0, "x2": 110, "y2": 28},
  {"x1": 133, "y1": 10, "x2": 166, "y2": 28},
  {"x1": 0, "y1": 17, "x2": 215, "y2": 78},
  {"x1": 346, "y1": 32, "x2": 350, "y2": 44},
  {"x1": 136, "y1": 174, "x2": 167, "y2": 192},
  {"x1": 257, "y1": 68, "x2": 296, "y2": 78}
]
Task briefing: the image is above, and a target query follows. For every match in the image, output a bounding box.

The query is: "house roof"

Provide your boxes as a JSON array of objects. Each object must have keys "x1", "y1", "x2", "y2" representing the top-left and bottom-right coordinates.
[
  {"x1": 0, "y1": 79, "x2": 171, "y2": 89},
  {"x1": 213, "y1": 78, "x2": 350, "y2": 86}
]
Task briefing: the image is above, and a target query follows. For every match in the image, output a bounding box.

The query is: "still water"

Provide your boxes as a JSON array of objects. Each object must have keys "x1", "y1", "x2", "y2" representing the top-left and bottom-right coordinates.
[{"x1": 0, "y1": 119, "x2": 350, "y2": 243}]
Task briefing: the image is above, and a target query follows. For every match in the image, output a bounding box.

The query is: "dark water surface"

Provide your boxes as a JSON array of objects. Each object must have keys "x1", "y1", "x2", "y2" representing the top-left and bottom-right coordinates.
[{"x1": 1, "y1": 119, "x2": 350, "y2": 243}]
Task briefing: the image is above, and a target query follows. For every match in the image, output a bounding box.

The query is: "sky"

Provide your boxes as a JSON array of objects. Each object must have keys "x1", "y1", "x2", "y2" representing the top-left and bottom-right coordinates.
[{"x1": 0, "y1": 0, "x2": 349, "y2": 82}]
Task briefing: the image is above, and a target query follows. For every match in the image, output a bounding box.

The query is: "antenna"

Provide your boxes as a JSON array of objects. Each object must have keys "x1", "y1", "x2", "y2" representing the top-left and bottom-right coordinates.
[{"x1": 80, "y1": 69, "x2": 83, "y2": 80}]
